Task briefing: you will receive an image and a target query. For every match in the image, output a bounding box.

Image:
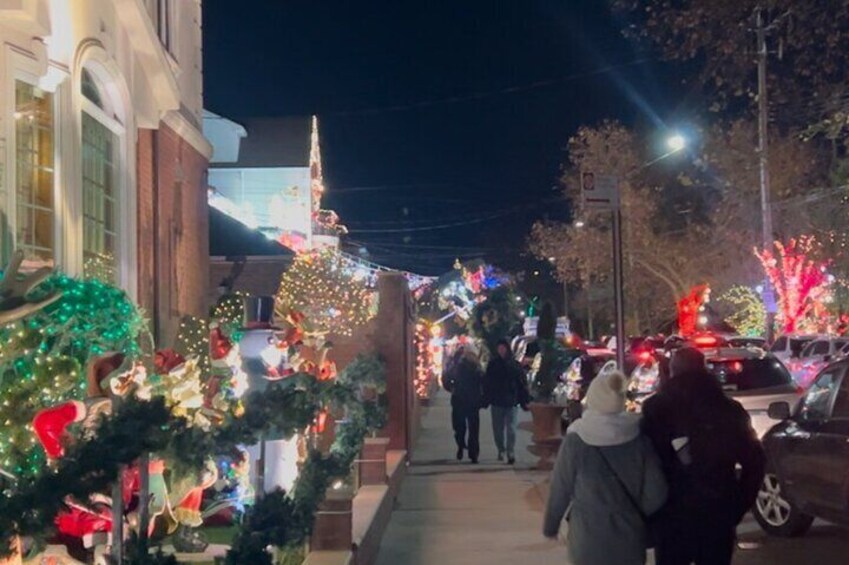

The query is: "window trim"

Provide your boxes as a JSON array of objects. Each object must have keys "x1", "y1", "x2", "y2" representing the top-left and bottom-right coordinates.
[
  {"x1": 71, "y1": 43, "x2": 137, "y2": 300},
  {"x1": 5, "y1": 49, "x2": 61, "y2": 270}
]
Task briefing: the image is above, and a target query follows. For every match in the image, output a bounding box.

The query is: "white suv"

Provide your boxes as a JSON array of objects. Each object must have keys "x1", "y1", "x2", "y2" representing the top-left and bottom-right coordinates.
[
  {"x1": 786, "y1": 337, "x2": 849, "y2": 387},
  {"x1": 628, "y1": 348, "x2": 802, "y2": 438},
  {"x1": 769, "y1": 335, "x2": 818, "y2": 363}
]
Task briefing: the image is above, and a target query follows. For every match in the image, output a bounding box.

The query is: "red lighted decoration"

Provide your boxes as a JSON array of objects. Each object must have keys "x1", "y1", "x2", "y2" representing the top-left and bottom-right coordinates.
[
  {"x1": 755, "y1": 236, "x2": 830, "y2": 334},
  {"x1": 677, "y1": 284, "x2": 710, "y2": 337}
]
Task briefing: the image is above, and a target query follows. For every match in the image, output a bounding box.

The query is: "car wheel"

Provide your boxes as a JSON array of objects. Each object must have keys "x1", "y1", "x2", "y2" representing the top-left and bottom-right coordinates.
[{"x1": 754, "y1": 472, "x2": 814, "y2": 537}]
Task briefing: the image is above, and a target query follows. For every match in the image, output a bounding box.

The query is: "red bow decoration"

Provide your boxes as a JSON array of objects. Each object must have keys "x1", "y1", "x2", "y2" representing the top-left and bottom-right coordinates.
[
  {"x1": 282, "y1": 325, "x2": 304, "y2": 347},
  {"x1": 210, "y1": 327, "x2": 233, "y2": 360},
  {"x1": 154, "y1": 349, "x2": 186, "y2": 375},
  {"x1": 286, "y1": 310, "x2": 306, "y2": 327},
  {"x1": 313, "y1": 409, "x2": 329, "y2": 434},
  {"x1": 318, "y1": 361, "x2": 337, "y2": 381}
]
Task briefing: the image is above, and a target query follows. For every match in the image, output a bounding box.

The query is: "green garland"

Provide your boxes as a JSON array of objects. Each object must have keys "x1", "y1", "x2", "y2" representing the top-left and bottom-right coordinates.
[
  {"x1": 225, "y1": 354, "x2": 386, "y2": 564},
  {"x1": 0, "y1": 355, "x2": 387, "y2": 563},
  {"x1": 0, "y1": 397, "x2": 172, "y2": 554},
  {"x1": 0, "y1": 273, "x2": 147, "y2": 477},
  {"x1": 467, "y1": 285, "x2": 523, "y2": 357}
]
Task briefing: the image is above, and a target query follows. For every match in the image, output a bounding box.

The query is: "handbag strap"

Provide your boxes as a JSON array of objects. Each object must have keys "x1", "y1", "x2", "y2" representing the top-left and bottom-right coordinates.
[{"x1": 595, "y1": 447, "x2": 646, "y2": 520}]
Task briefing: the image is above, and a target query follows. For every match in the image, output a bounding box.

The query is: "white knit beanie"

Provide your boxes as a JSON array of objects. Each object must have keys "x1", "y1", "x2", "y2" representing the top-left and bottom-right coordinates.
[{"x1": 585, "y1": 370, "x2": 627, "y2": 414}]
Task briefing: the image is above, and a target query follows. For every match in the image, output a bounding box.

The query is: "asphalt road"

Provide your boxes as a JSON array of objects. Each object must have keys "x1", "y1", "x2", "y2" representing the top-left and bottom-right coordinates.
[{"x1": 733, "y1": 518, "x2": 849, "y2": 565}]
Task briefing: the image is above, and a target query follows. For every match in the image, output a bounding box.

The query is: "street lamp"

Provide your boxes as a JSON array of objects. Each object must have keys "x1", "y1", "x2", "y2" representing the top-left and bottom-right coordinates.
[
  {"x1": 574, "y1": 220, "x2": 585, "y2": 228},
  {"x1": 667, "y1": 133, "x2": 686, "y2": 153},
  {"x1": 643, "y1": 133, "x2": 688, "y2": 168}
]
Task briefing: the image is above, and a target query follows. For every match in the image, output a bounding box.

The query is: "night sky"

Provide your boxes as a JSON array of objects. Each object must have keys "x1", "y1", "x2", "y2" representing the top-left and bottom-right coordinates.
[{"x1": 203, "y1": 1, "x2": 688, "y2": 278}]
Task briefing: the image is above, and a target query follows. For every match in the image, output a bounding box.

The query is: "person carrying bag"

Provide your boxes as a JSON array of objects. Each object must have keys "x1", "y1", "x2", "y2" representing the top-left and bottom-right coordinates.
[{"x1": 543, "y1": 371, "x2": 667, "y2": 565}]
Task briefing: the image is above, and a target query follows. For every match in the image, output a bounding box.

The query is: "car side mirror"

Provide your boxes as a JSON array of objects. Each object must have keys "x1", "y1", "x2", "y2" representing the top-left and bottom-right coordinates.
[{"x1": 768, "y1": 401, "x2": 791, "y2": 421}]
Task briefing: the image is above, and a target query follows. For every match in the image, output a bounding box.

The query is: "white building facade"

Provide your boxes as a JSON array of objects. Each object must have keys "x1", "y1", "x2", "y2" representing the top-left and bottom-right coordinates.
[{"x1": 0, "y1": 0, "x2": 212, "y2": 341}]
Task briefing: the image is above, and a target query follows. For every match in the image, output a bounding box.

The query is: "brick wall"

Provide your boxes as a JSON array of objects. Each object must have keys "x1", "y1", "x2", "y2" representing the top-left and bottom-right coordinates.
[
  {"x1": 137, "y1": 124, "x2": 210, "y2": 344},
  {"x1": 208, "y1": 257, "x2": 292, "y2": 310}
]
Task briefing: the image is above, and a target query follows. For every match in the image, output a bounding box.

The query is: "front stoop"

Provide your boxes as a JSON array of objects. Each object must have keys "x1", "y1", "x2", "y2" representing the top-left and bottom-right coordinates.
[{"x1": 304, "y1": 449, "x2": 407, "y2": 565}]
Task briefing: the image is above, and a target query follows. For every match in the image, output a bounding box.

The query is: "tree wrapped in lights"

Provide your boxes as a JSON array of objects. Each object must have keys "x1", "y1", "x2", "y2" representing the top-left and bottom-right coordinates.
[
  {"x1": 275, "y1": 251, "x2": 374, "y2": 337},
  {"x1": 720, "y1": 286, "x2": 767, "y2": 337},
  {"x1": 756, "y1": 236, "x2": 831, "y2": 334}
]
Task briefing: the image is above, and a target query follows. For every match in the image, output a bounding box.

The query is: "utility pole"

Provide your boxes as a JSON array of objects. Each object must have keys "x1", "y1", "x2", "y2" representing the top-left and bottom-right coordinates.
[
  {"x1": 612, "y1": 209, "x2": 626, "y2": 370},
  {"x1": 756, "y1": 6, "x2": 776, "y2": 342}
]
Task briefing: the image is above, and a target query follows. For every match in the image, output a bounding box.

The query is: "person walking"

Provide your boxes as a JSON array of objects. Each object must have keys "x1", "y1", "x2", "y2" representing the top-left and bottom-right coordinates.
[
  {"x1": 442, "y1": 346, "x2": 484, "y2": 463},
  {"x1": 483, "y1": 339, "x2": 529, "y2": 464},
  {"x1": 641, "y1": 347, "x2": 766, "y2": 565},
  {"x1": 543, "y1": 370, "x2": 668, "y2": 565}
]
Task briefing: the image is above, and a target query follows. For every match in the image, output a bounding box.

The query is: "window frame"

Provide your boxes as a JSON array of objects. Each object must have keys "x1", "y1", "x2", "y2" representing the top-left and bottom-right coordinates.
[
  {"x1": 831, "y1": 368, "x2": 849, "y2": 420},
  {"x1": 797, "y1": 365, "x2": 846, "y2": 421},
  {"x1": 79, "y1": 71, "x2": 125, "y2": 286},
  {"x1": 4, "y1": 51, "x2": 61, "y2": 270}
]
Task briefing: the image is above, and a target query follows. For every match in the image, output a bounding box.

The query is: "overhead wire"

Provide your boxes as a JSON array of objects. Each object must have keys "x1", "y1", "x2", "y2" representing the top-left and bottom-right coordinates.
[{"x1": 327, "y1": 57, "x2": 654, "y2": 117}]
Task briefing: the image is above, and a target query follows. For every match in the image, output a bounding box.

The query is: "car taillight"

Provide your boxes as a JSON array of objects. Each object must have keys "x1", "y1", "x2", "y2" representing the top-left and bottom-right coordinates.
[
  {"x1": 638, "y1": 351, "x2": 652, "y2": 363},
  {"x1": 729, "y1": 361, "x2": 743, "y2": 373},
  {"x1": 693, "y1": 335, "x2": 718, "y2": 347}
]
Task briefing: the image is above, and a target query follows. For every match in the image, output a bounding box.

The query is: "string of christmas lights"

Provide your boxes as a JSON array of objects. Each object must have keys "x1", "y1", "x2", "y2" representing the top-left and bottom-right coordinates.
[
  {"x1": 756, "y1": 236, "x2": 831, "y2": 334},
  {"x1": 0, "y1": 273, "x2": 147, "y2": 476},
  {"x1": 720, "y1": 286, "x2": 767, "y2": 337},
  {"x1": 275, "y1": 250, "x2": 375, "y2": 337}
]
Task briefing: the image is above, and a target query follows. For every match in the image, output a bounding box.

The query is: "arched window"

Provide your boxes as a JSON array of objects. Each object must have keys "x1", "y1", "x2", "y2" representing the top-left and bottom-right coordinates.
[{"x1": 80, "y1": 66, "x2": 123, "y2": 282}]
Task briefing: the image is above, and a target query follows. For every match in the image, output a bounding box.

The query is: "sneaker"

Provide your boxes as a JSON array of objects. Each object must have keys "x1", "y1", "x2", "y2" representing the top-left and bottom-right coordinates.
[
  {"x1": 507, "y1": 455, "x2": 515, "y2": 465},
  {"x1": 497, "y1": 451, "x2": 504, "y2": 462},
  {"x1": 456, "y1": 447, "x2": 464, "y2": 461},
  {"x1": 470, "y1": 457, "x2": 478, "y2": 464}
]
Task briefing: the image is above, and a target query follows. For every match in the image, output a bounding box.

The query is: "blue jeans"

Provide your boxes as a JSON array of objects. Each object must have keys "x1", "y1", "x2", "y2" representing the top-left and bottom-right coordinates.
[{"x1": 490, "y1": 405, "x2": 517, "y2": 456}]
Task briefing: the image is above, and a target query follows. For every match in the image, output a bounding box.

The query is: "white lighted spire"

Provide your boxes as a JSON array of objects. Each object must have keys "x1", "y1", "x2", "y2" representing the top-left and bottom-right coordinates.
[{"x1": 309, "y1": 115, "x2": 325, "y2": 213}]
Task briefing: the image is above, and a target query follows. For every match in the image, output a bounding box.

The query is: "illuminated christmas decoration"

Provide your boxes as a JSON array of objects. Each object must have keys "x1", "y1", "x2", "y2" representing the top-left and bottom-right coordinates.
[
  {"x1": 275, "y1": 250, "x2": 375, "y2": 337},
  {"x1": 414, "y1": 321, "x2": 445, "y2": 399},
  {"x1": 82, "y1": 252, "x2": 116, "y2": 283},
  {"x1": 309, "y1": 116, "x2": 326, "y2": 214},
  {"x1": 720, "y1": 286, "x2": 767, "y2": 337},
  {"x1": 437, "y1": 262, "x2": 509, "y2": 322},
  {"x1": 677, "y1": 284, "x2": 710, "y2": 337},
  {"x1": 0, "y1": 254, "x2": 389, "y2": 560},
  {"x1": 0, "y1": 272, "x2": 147, "y2": 476},
  {"x1": 756, "y1": 236, "x2": 831, "y2": 334}
]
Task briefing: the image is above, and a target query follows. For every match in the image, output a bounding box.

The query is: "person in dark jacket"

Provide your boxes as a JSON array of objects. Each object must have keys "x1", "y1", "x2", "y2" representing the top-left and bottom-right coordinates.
[
  {"x1": 641, "y1": 347, "x2": 766, "y2": 565},
  {"x1": 443, "y1": 346, "x2": 484, "y2": 463},
  {"x1": 544, "y1": 370, "x2": 667, "y2": 564},
  {"x1": 483, "y1": 339, "x2": 529, "y2": 464}
]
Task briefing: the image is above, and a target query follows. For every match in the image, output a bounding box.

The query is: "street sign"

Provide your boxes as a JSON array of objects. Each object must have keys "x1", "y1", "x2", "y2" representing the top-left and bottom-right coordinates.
[
  {"x1": 762, "y1": 283, "x2": 778, "y2": 315},
  {"x1": 581, "y1": 172, "x2": 620, "y2": 210}
]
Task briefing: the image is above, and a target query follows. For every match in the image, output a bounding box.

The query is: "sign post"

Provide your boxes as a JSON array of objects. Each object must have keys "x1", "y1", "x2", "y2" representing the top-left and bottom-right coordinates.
[{"x1": 582, "y1": 173, "x2": 625, "y2": 370}]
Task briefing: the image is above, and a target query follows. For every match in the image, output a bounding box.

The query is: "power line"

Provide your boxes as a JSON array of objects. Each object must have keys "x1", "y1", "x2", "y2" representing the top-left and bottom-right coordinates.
[
  {"x1": 345, "y1": 196, "x2": 561, "y2": 234},
  {"x1": 328, "y1": 57, "x2": 653, "y2": 117},
  {"x1": 346, "y1": 210, "x2": 515, "y2": 233}
]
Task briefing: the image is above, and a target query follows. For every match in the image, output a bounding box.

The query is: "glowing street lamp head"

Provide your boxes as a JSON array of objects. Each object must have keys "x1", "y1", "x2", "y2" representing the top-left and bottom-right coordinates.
[
  {"x1": 574, "y1": 220, "x2": 585, "y2": 228},
  {"x1": 667, "y1": 134, "x2": 686, "y2": 153}
]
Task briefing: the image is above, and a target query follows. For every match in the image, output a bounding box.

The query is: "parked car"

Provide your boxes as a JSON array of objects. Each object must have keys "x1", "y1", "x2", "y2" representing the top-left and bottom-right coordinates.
[
  {"x1": 755, "y1": 359, "x2": 849, "y2": 536},
  {"x1": 555, "y1": 348, "x2": 617, "y2": 425},
  {"x1": 627, "y1": 347, "x2": 803, "y2": 438},
  {"x1": 728, "y1": 336, "x2": 767, "y2": 349},
  {"x1": 785, "y1": 336, "x2": 849, "y2": 388},
  {"x1": 769, "y1": 334, "x2": 819, "y2": 363}
]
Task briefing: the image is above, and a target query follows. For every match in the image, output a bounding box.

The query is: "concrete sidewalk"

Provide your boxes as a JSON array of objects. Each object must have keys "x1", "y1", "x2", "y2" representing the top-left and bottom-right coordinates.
[{"x1": 375, "y1": 392, "x2": 568, "y2": 565}]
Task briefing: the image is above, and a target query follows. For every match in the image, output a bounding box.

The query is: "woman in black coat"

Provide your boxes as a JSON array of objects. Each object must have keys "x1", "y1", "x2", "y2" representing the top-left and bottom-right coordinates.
[{"x1": 443, "y1": 346, "x2": 484, "y2": 463}]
